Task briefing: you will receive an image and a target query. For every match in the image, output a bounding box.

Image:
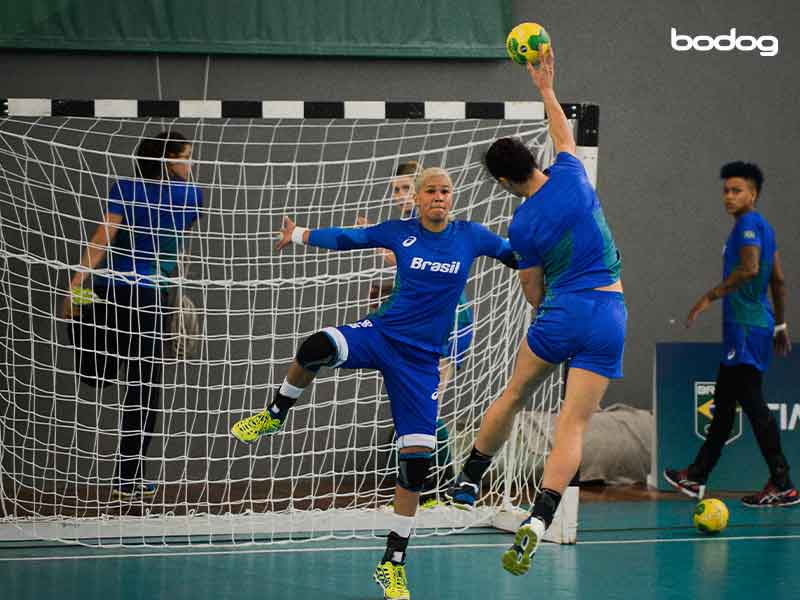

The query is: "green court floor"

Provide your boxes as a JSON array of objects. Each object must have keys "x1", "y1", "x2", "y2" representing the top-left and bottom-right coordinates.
[{"x1": 1, "y1": 499, "x2": 799, "y2": 600}]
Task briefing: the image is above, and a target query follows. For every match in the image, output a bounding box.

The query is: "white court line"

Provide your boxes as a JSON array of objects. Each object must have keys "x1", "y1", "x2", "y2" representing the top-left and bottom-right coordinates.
[
  {"x1": 578, "y1": 534, "x2": 800, "y2": 545},
  {"x1": 1, "y1": 534, "x2": 799, "y2": 562}
]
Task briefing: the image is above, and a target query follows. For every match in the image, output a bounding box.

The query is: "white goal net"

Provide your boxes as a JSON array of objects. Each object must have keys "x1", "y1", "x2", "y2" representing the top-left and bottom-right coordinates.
[{"x1": 0, "y1": 110, "x2": 579, "y2": 547}]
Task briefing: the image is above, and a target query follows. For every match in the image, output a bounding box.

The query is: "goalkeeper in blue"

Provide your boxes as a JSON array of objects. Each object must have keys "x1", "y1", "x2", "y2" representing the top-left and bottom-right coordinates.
[
  {"x1": 447, "y1": 49, "x2": 627, "y2": 576},
  {"x1": 231, "y1": 167, "x2": 518, "y2": 600}
]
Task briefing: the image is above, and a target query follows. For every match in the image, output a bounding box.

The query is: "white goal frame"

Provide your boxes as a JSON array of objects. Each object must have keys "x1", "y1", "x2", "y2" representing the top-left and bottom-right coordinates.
[{"x1": 0, "y1": 97, "x2": 600, "y2": 546}]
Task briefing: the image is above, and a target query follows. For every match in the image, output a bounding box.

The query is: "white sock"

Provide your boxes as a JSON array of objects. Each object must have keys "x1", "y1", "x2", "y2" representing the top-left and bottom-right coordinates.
[
  {"x1": 527, "y1": 515, "x2": 547, "y2": 539},
  {"x1": 392, "y1": 513, "x2": 415, "y2": 539},
  {"x1": 279, "y1": 378, "x2": 304, "y2": 399}
]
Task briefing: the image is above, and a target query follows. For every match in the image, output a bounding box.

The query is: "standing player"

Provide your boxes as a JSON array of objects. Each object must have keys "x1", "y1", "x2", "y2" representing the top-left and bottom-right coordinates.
[
  {"x1": 231, "y1": 167, "x2": 518, "y2": 600},
  {"x1": 63, "y1": 130, "x2": 202, "y2": 500},
  {"x1": 359, "y1": 160, "x2": 472, "y2": 509},
  {"x1": 664, "y1": 162, "x2": 797, "y2": 507},
  {"x1": 447, "y1": 49, "x2": 627, "y2": 576}
]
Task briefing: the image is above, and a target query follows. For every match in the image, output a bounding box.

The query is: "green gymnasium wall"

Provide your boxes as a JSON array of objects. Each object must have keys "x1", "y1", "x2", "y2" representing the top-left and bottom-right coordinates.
[{"x1": 0, "y1": 0, "x2": 511, "y2": 58}]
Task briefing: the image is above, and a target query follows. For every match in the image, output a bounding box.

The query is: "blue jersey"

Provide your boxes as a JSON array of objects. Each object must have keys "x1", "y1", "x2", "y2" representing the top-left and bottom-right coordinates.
[
  {"x1": 309, "y1": 219, "x2": 516, "y2": 354},
  {"x1": 380, "y1": 208, "x2": 474, "y2": 350},
  {"x1": 508, "y1": 152, "x2": 621, "y2": 298},
  {"x1": 378, "y1": 272, "x2": 473, "y2": 359},
  {"x1": 722, "y1": 211, "x2": 775, "y2": 329},
  {"x1": 103, "y1": 178, "x2": 203, "y2": 288}
]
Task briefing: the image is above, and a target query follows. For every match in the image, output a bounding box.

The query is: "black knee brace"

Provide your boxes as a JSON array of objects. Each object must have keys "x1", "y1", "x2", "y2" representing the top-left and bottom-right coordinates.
[
  {"x1": 397, "y1": 451, "x2": 434, "y2": 492},
  {"x1": 295, "y1": 331, "x2": 337, "y2": 372}
]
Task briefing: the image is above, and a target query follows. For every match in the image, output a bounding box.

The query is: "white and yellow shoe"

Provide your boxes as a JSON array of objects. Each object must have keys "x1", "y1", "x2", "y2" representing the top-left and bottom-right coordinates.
[
  {"x1": 231, "y1": 410, "x2": 284, "y2": 444},
  {"x1": 373, "y1": 561, "x2": 410, "y2": 600},
  {"x1": 501, "y1": 516, "x2": 545, "y2": 576}
]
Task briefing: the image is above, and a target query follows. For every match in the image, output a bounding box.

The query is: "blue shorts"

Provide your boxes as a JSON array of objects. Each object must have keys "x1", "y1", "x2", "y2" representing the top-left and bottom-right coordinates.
[
  {"x1": 526, "y1": 290, "x2": 627, "y2": 379},
  {"x1": 446, "y1": 324, "x2": 474, "y2": 370},
  {"x1": 322, "y1": 320, "x2": 440, "y2": 449},
  {"x1": 722, "y1": 321, "x2": 772, "y2": 372}
]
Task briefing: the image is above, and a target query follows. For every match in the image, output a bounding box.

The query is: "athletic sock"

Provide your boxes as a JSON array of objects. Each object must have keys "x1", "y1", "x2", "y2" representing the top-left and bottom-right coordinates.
[
  {"x1": 382, "y1": 530, "x2": 410, "y2": 565},
  {"x1": 530, "y1": 488, "x2": 562, "y2": 529},
  {"x1": 462, "y1": 446, "x2": 493, "y2": 485},
  {"x1": 268, "y1": 379, "x2": 303, "y2": 420}
]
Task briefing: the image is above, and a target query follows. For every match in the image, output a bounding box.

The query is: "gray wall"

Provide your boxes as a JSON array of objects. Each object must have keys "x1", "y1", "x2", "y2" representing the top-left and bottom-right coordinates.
[{"x1": 2, "y1": 0, "x2": 799, "y2": 413}]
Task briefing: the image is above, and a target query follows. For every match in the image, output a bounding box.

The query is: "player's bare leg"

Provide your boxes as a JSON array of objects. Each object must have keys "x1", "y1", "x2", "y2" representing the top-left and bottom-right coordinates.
[
  {"x1": 446, "y1": 341, "x2": 554, "y2": 508},
  {"x1": 475, "y1": 343, "x2": 554, "y2": 455},
  {"x1": 541, "y1": 368, "x2": 607, "y2": 491},
  {"x1": 503, "y1": 367, "x2": 607, "y2": 575}
]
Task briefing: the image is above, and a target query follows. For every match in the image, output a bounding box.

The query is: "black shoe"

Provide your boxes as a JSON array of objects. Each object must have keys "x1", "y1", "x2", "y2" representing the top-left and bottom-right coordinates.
[
  {"x1": 742, "y1": 480, "x2": 800, "y2": 508},
  {"x1": 444, "y1": 475, "x2": 479, "y2": 510},
  {"x1": 663, "y1": 468, "x2": 706, "y2": 499}
]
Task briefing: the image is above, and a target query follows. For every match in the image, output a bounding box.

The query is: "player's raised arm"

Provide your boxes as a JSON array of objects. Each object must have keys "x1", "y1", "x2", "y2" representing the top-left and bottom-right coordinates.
[
  {"x1": 276, "y1": 215, "x2": 388, "y2": 252},
  {"x1": 527, "y1": 50, "x2": 576, "y2": 156}
]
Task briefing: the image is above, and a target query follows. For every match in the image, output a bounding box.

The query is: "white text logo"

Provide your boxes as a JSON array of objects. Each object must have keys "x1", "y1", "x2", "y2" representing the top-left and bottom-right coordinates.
[
  {"x1": 670, "y1": 28, "x2": 779, "y2": 57},
  {"x1": 402, "y1": 236, "x2": 417, "y2": 247},
  {"x1": 410, "y1": 257, "x2": 461, "y2": 274},
  {"x1": 348, "y1": 319, "x2": 373, "y2": 328},
  {"x1": 768, "y1": 403, "x2": 800, "y2": 431}
]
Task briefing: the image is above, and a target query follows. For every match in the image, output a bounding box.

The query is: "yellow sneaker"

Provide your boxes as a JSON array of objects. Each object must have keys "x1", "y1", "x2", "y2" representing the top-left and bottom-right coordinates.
[
  {"x1": 373, "y1": 561, "x2": 410, "y2": 600},
  {"x1": 419, "y1": 497, "x2": 443, "y2": 510},
  {"x1": 231, "y1": 410, "x2": 284, "y2": 444}
]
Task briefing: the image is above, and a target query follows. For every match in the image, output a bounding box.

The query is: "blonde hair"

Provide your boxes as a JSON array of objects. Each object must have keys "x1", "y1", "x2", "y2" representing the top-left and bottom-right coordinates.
[
  {"x1": 414, "y1": 167, "x2": 452, "y2": 193},
  {"x1": 414, "y1": 167, "x2": 455, "y2": 222}
]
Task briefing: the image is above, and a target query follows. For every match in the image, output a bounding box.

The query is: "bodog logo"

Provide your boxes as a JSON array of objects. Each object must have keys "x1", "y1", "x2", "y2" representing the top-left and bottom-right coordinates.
[{"x1": 671, "y1": 28, "x2": 779, "y2": 57}]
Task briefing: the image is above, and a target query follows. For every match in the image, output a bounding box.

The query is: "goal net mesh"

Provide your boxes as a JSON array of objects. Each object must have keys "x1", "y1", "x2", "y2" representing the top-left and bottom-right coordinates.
[{"x1": 0, "y1": 113, "x2": 567, "y2": 546}]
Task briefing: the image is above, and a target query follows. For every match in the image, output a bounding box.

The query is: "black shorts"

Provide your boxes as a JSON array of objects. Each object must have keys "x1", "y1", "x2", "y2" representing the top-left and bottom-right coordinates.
[{"x1": 69, "y1": 284, "x2": 168, "y2": 388}]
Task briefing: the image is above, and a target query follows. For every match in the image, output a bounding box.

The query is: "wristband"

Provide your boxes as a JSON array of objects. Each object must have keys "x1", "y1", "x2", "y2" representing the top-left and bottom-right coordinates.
[
  {"x1": 774, "y1": 323, "x2": 787, "y2": 335},
  {"x1": 291, "y1": 226, "x2": 308, "y2": 245}
]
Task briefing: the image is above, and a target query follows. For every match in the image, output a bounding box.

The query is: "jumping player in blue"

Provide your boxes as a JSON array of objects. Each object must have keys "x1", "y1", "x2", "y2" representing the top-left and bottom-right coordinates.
[
  {"x1": 447, "y1": 49, "x2": 627, "y2": 576},
  {"x1": 231, "y1": 167, "x2": 518, "y2": 600},
  {"x1": 664, "y1": 161, "x2": 797, "y2": 507}
]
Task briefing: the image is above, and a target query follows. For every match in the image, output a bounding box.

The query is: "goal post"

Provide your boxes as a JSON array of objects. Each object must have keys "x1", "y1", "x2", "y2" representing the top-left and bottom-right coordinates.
[{"x1": 0, "y1": 98, "x2": 598, "y2": 546}]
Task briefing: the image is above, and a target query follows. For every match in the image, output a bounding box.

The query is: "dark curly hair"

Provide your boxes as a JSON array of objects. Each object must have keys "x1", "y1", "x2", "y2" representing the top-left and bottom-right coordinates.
[
  {"x1": 483, "y1": 137, "x2": 538, "y2": 184},
  {"x1": 720, "y1": 161, "x2": 764, "y2": 197},
  {"x1": 136, "y1": 130, "x2": 189, "y2": 180}
]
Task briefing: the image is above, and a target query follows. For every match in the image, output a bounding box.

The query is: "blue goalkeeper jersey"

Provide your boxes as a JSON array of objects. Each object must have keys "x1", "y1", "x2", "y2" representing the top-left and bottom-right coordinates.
[
  {"x1": 102, "y1": 178, "x2": 203, "y2": 288},
  {"x1": 508, "y1": 152, "x2": 621, "y2": 298},
  {"x1": 722, "y1": 210, "x2": 775, "y2": 329},
  {"x1": 308, "y1": 219, "x2": 517, "y2": 354}
]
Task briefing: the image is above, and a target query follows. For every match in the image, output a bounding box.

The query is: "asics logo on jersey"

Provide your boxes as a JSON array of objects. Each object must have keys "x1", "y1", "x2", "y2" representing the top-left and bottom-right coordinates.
[
  {"x1": 410, "y1": 257, "x2": 461, "y2": 274},
  {"x1": 348, "y1": 319, "x2": 373, "y2": 329},
  {"x1": 402, "y1": 236, "x2": 417, "y2": 247}
]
